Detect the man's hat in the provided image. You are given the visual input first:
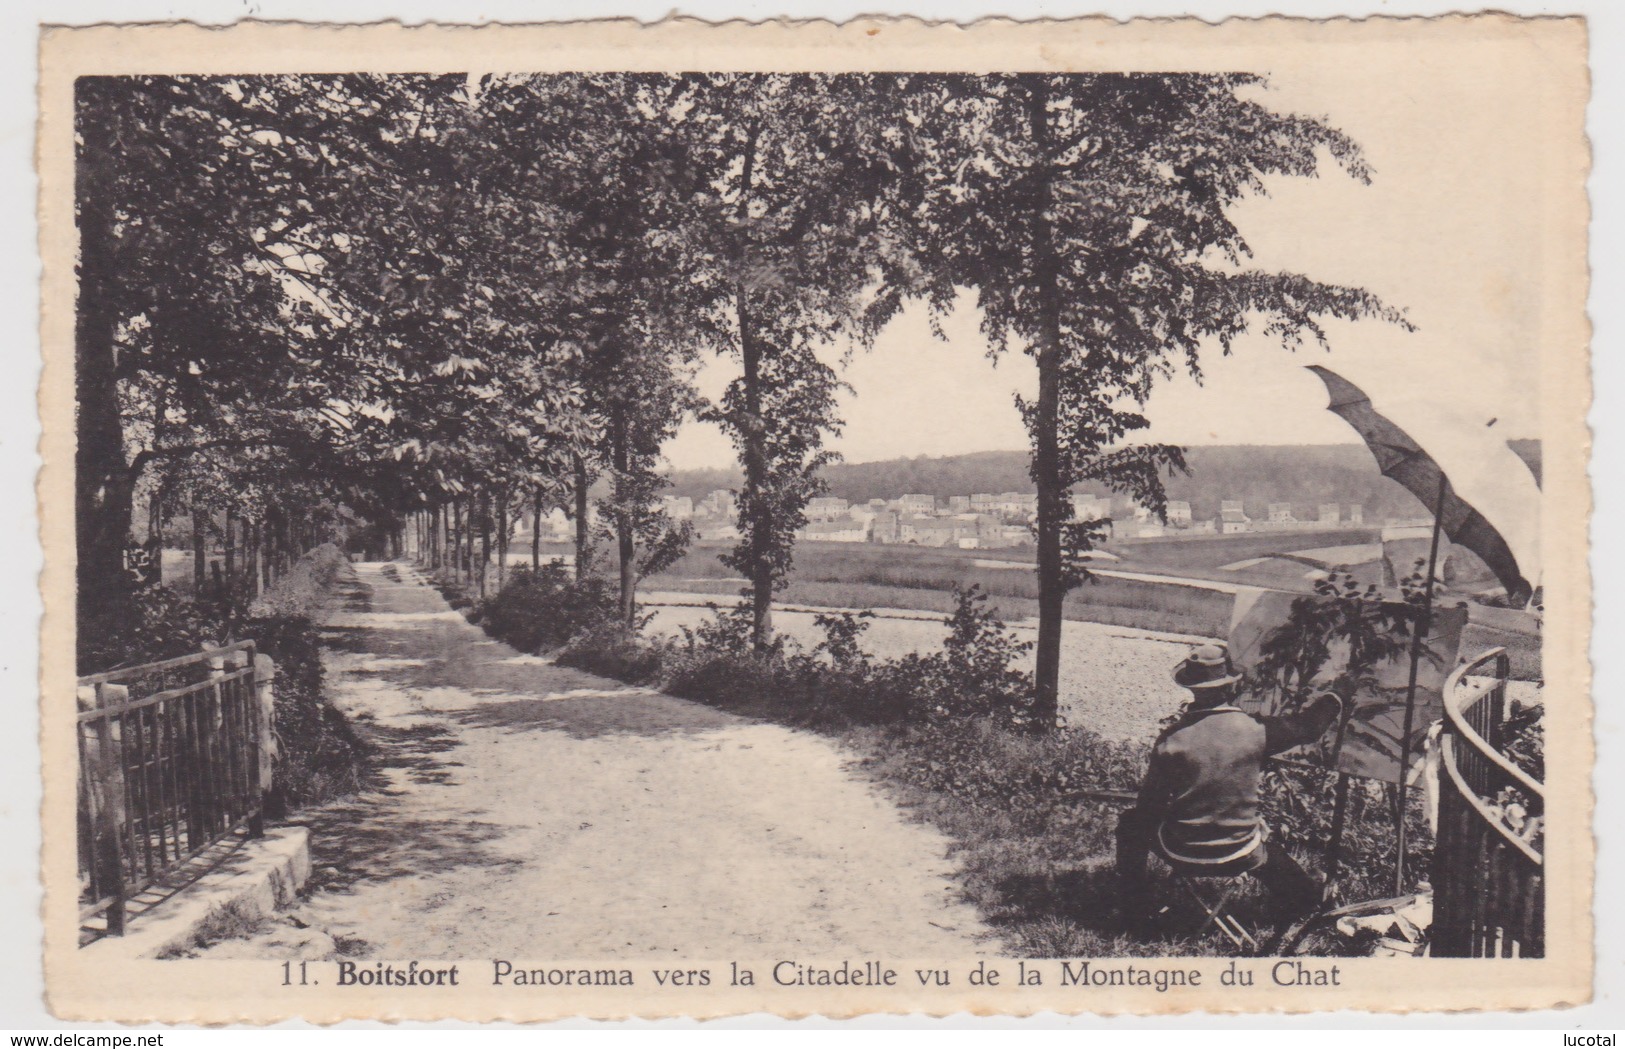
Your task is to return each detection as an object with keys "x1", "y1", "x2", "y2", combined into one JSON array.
[{"x1": 1173, "y1": 642, "x2": 1243, "y2": 690}]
